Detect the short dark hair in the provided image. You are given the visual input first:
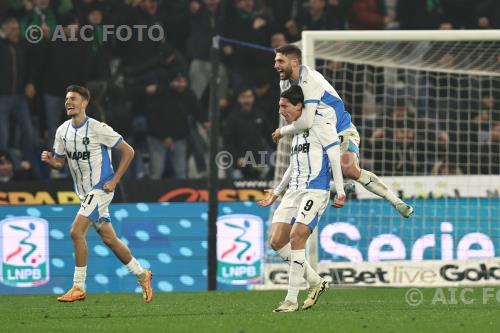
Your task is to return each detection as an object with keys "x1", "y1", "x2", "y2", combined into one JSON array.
[
  {"x1": 66, "y1": 85, "x2": 90, "y2": 101},
  {"x1": 1, "y1": 17, "x2": 18, "y2": 27},
  {"x1": 280, "y1": 85, "x2": 304, "y2": 106},
  {"x1": 275, "y1": 44, "x2": 302, "y2": 63}
]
